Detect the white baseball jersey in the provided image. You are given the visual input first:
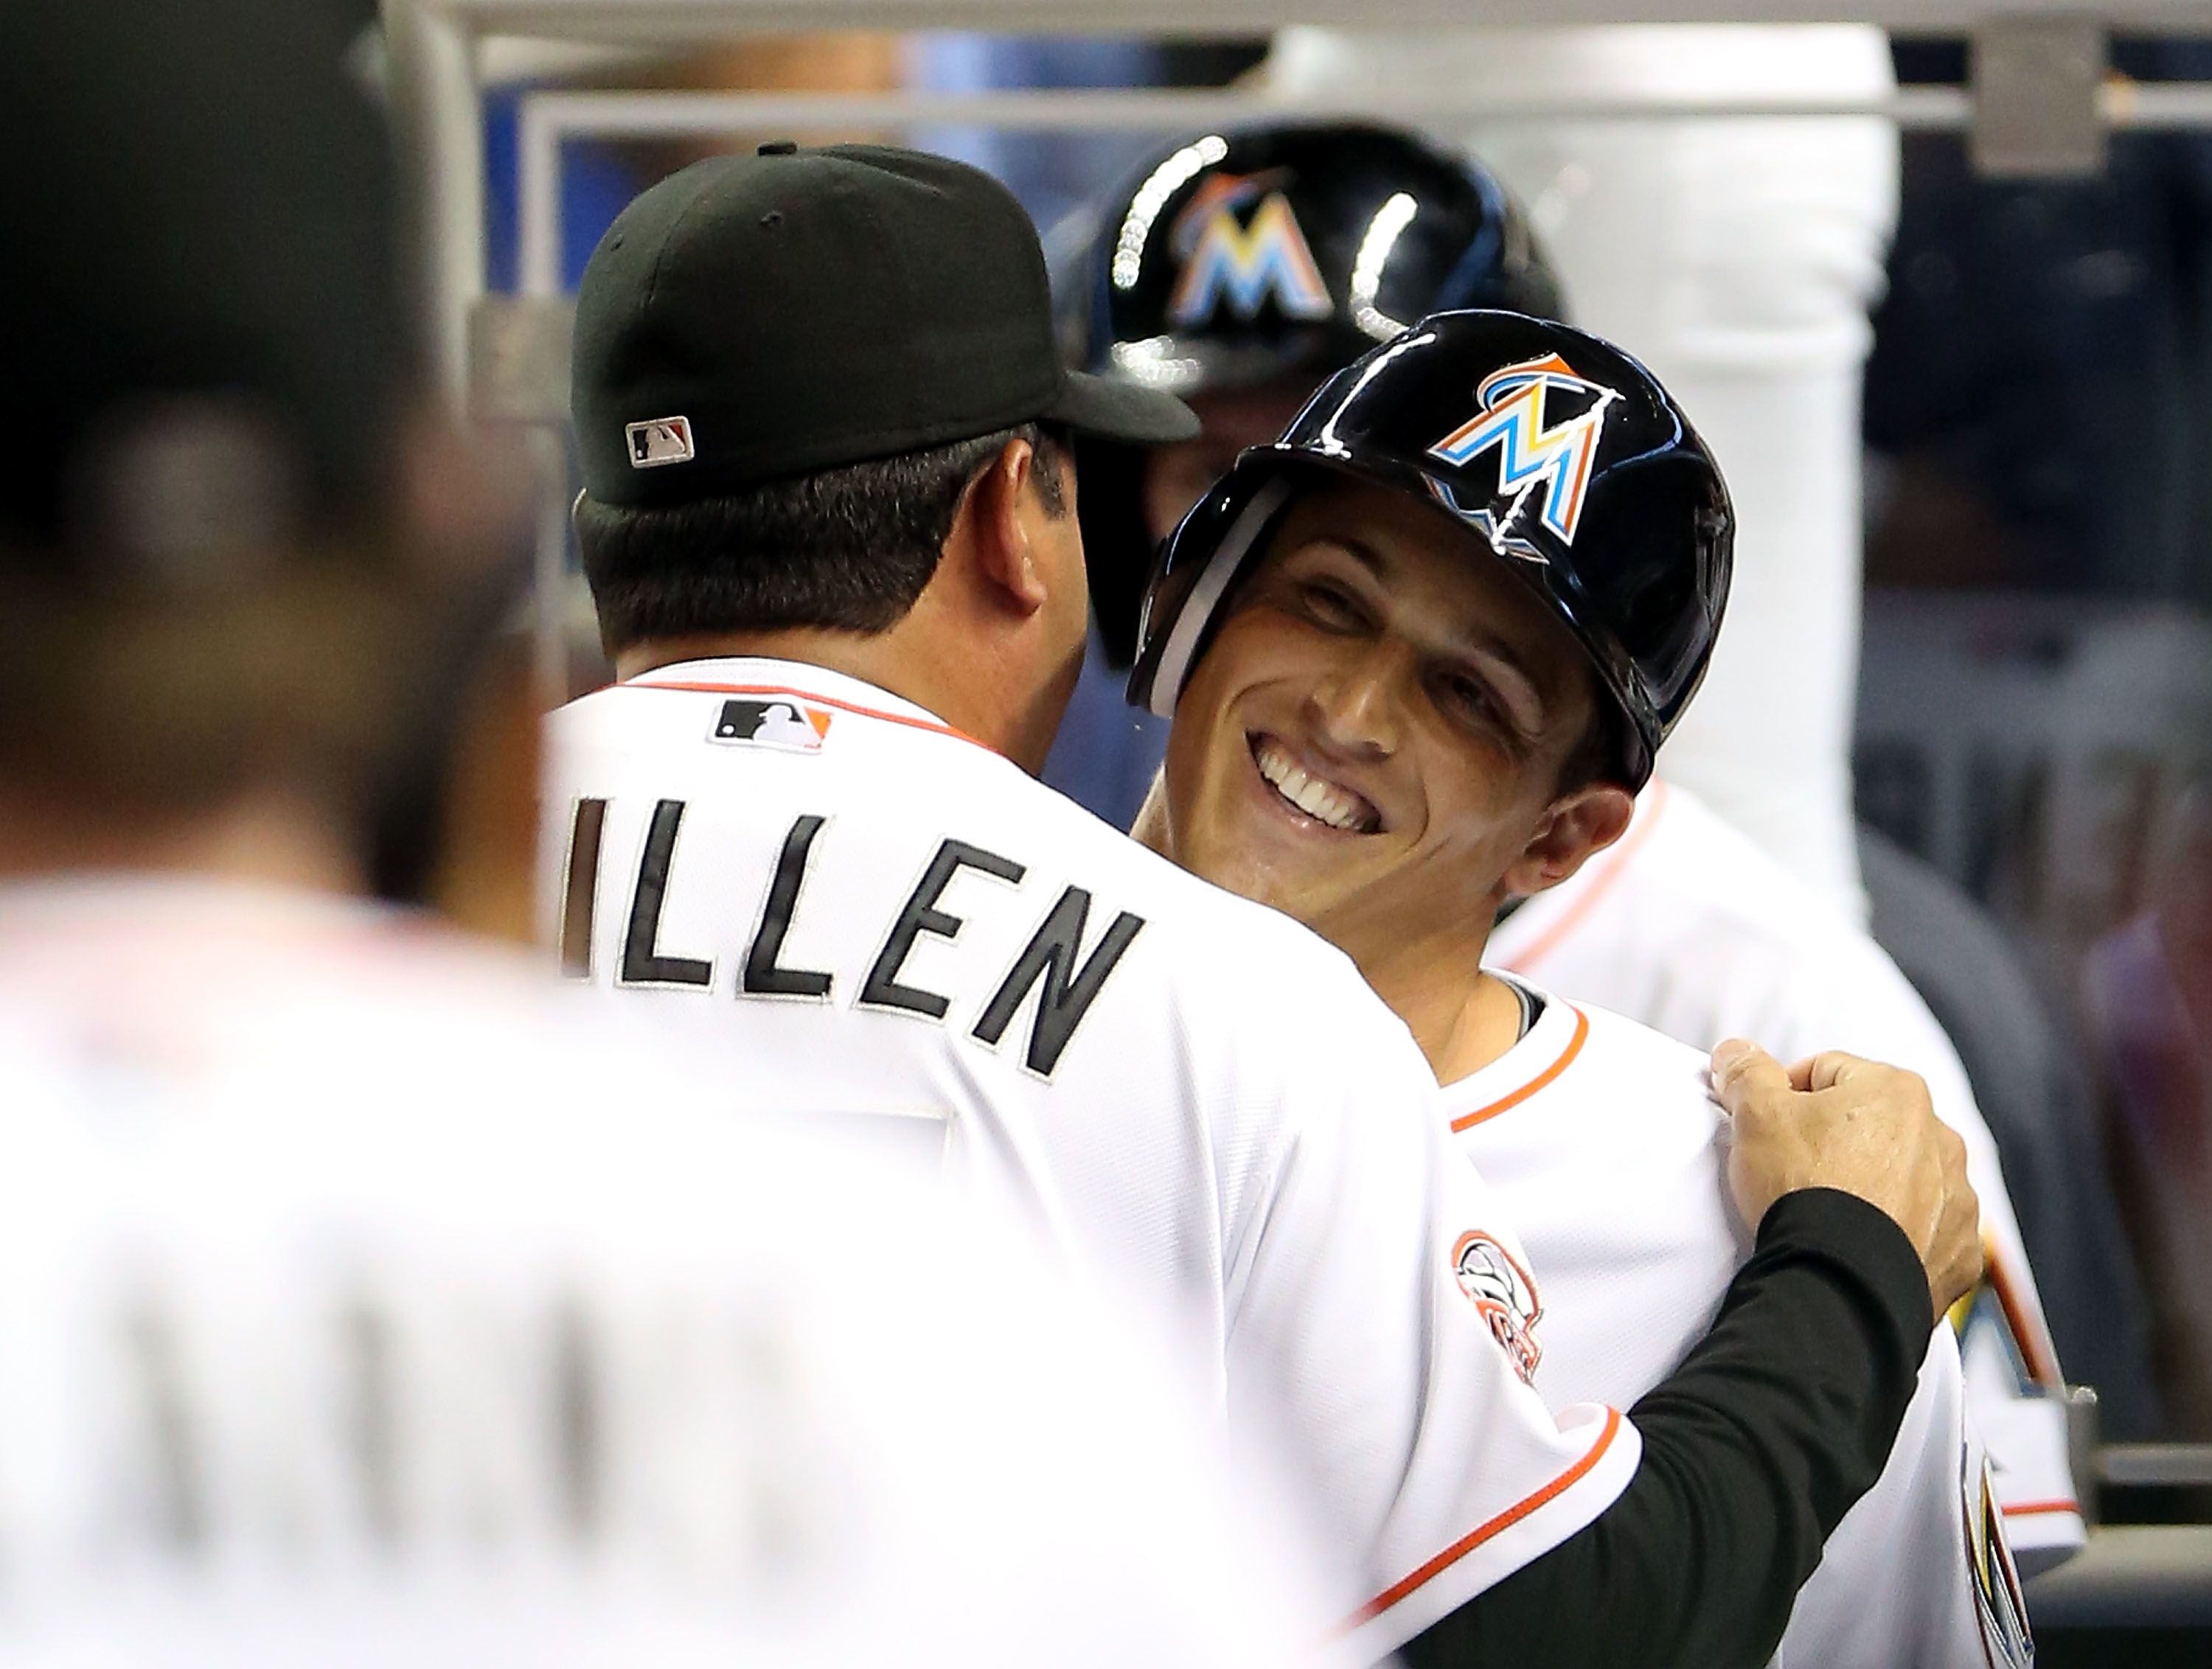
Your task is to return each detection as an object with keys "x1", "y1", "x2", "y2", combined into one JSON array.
[
  {"x1": 540, "y1": 656, "x2": 1641, "y2": 1655},
  {"x1": 0, "y1": 877, "x2": 1328, "y2": 1668},
  {"x1": 1447, "y1": 991, "x2": 2034, "y2": 1669},
  {"x1": 1487, "y1": 777, "x2": 2082, "y2": 1569}
]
